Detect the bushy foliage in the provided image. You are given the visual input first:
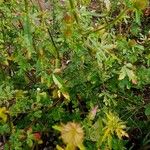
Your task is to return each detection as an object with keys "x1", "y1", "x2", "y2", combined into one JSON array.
[{"x1": 0, "y1": 0, "x2": 150, "y2": 149}]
